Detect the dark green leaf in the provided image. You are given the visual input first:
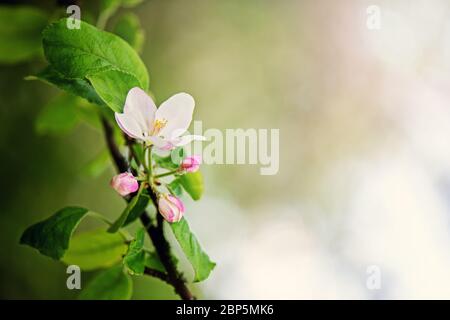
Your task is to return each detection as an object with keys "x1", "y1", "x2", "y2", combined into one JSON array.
[
  {"x1": 167, "y1": 178, "x2": 183, "y2": 197},
  {"x1": 170, "y1": 218, "x2": 215, "y2": 282},
  {"x1": 20, "y1": 207, "x2": 89, "y2": 260},
  {"x1": 78, "y1": 265, "x2": 132, "y2": 300},
  {"x1": 0, "y1": 6, "x2": 47, "y2": 63},
  {"x1": 123, "y1": 228, "x2": 165, "y2": 275},
  {"x1": 42, "y1": 18, "x2": 149, "y2": 90},
  {"x1": 87, "y1": 68, "x2": 142, "y2": 112},
  {"x1": 35, "y1": 93, "x2": 80, "y2": 135},
  {"x1": 123, "y1": 228, "x2": 146, "y2": 275},
  {"x1": 123, "y1": 193, "x2": 151, "y2": 226},
  {"x1": 62, "y1": 229, "x2": 127, "y2": 270},
  {"x1": 108, "y1": 183, "x2": 145, "y2": 232},
  {"x1": 26, "y1": 66, "x2": 105, "y2": 106},
  {"x1": 179, "y1": 171, "x2": 204, "y2": 201},
  {"x1": 113, "y1": 13, "x2": 144, "y2": 53}
]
